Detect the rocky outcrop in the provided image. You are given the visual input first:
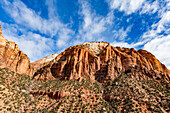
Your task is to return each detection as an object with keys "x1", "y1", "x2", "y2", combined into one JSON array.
[
  {"x1": 138, "y1": 49, "x2": 169, "y2": 74},
  {"x1": 0, "y1": 25, "x2": 59, "y2": 78},
  {"x1": 0, "y1": 25, "x2": 33, "y2": 75},
  {"x1": 0, "y1": 25, "x2": 169, "y2": 82},
  {"x1": 31, "y1": 53, "x2": 58, "y2": 80},
  {"x1": 31, "y1": 53, "x2": 58, "y2": 70},
  {"x1": 45, "y1": 42, "x2": 169, "y2": 82},
  {"x1": 30, "y1": 90, "x2": 70, "y2": 99}
]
